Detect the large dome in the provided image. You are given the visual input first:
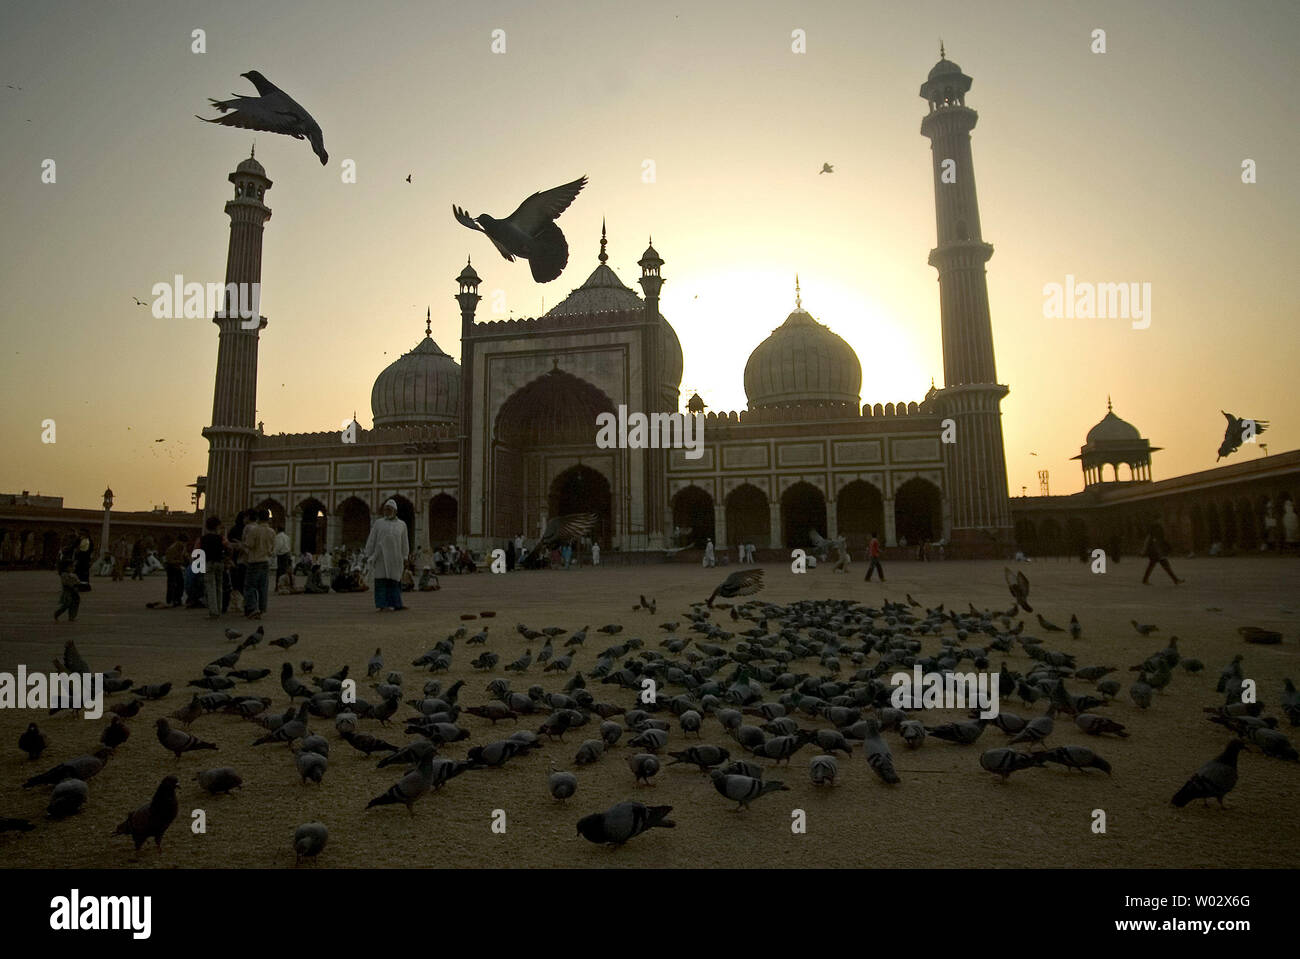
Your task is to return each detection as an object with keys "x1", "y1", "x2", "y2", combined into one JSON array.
[
  {"x1": 370, "y1": 334, "x2": 461, "y2": 428},
  {"x1": 744, "y1": 306, "x2": 862, "y2": 409}
]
